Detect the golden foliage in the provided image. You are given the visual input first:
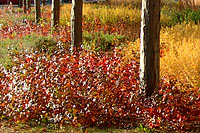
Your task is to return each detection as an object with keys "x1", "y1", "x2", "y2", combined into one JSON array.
[
  {"x1": 122, "y1": 22, "x2": 200, "y2": 87},
  {"x1": 60, "y1": 4, "x2": 71, "y2": 26},
  {"x1": 160, "y1": 22, "x2": 200, "y2": 87},
  {"x1": 59, "y1": 4, "x2": 141, "y2": 25}
]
